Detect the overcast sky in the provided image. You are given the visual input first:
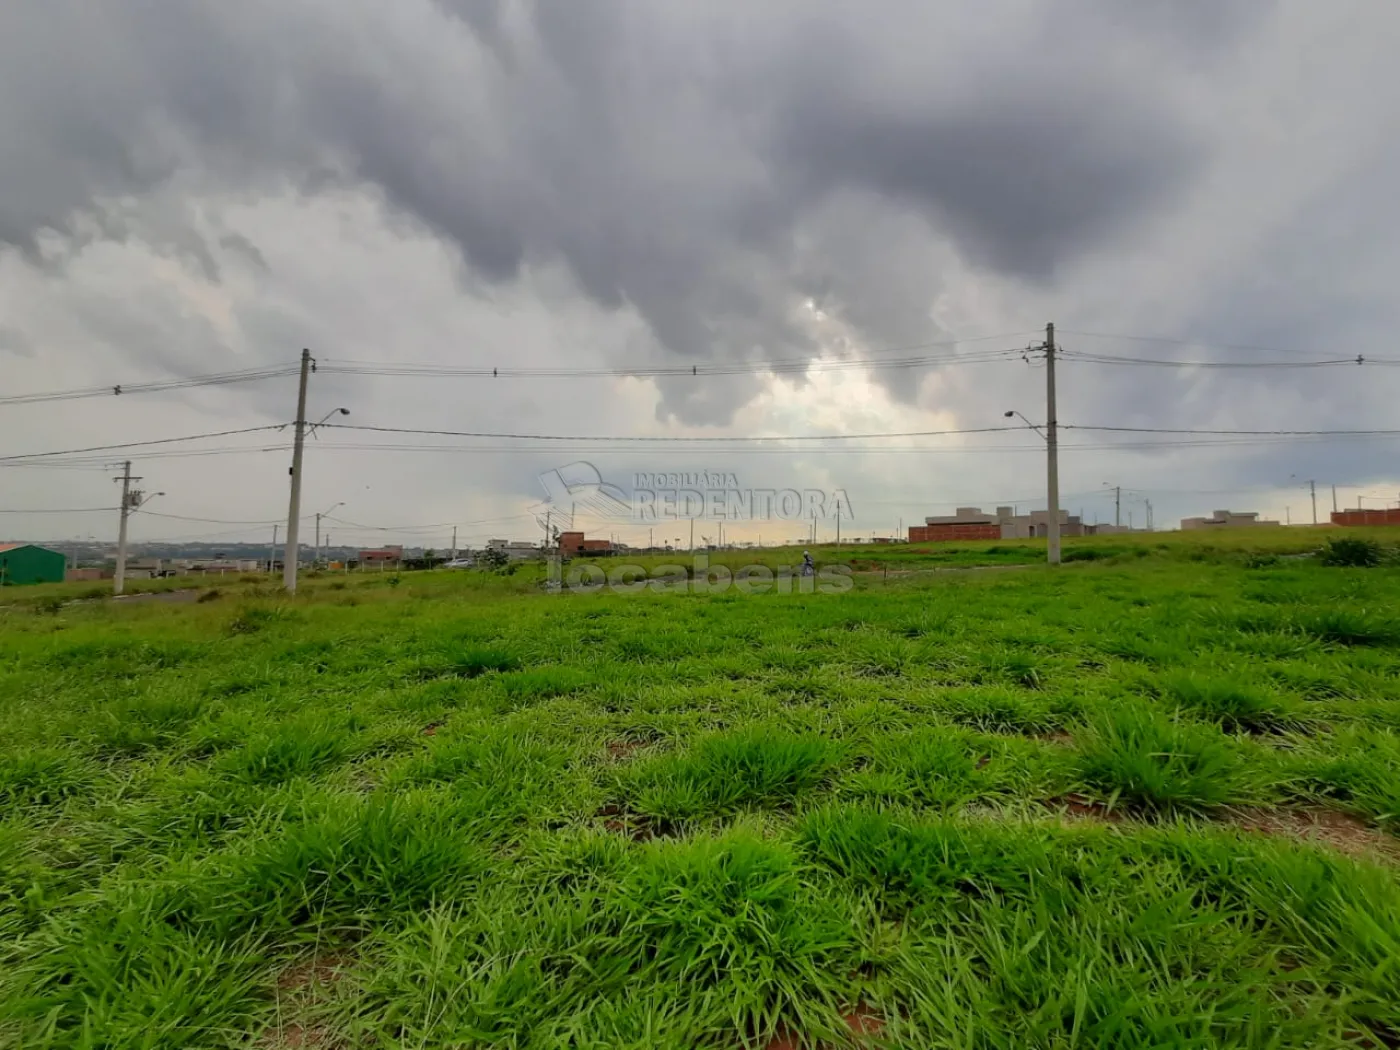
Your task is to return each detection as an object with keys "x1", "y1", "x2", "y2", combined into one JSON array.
[{"x1": 3, "y1": 0, "x2": 1400, "y2": 550}]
